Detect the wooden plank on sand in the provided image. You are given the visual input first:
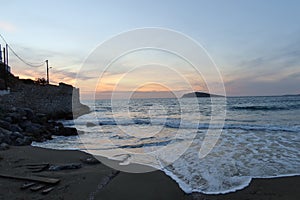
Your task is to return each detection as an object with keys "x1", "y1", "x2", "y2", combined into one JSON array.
[
  {"x1": 30, "y1": 184, "x2": 45, "y2": 191},
  {"x1": 21, "y1": 182, "x2": 36, "y2": 189},
  {"x1": 0, "y1": 173, "x2": 60, "y2": 184},
  {"x1": 42, "y1": 186, "x2": 55, "y2": 194}
]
